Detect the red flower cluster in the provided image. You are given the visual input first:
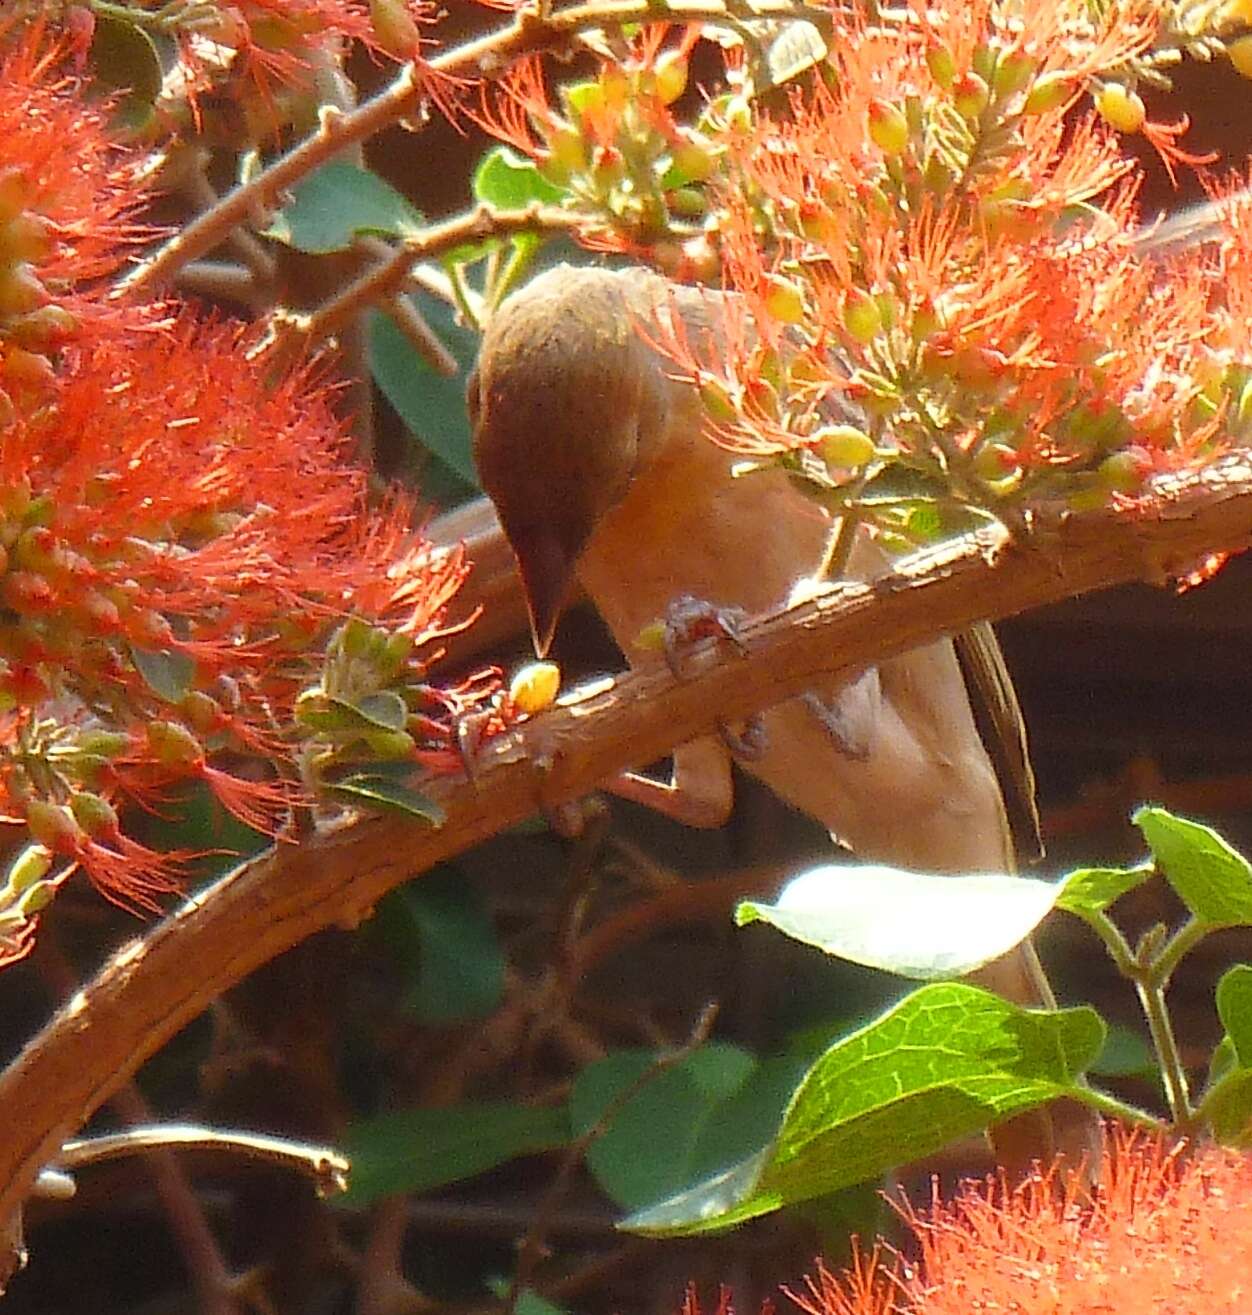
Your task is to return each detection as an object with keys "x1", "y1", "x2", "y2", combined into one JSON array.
[
  {"x1": 790, "y1": 1129, "x2": 1252, "y2": 1313},
  {"x1": 0, "y1": 30, "x2": 478, "y2": 960}
]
